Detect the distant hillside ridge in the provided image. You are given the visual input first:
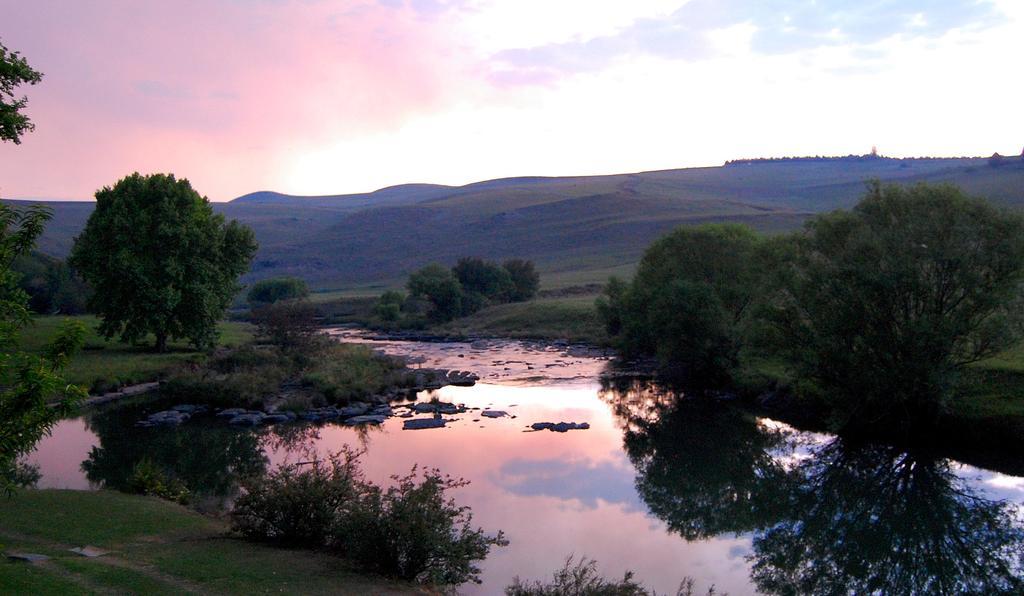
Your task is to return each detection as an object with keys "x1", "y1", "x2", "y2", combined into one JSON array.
[{"x1": 6, "y1": 156, "x2": 1024, "y2": 290}]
